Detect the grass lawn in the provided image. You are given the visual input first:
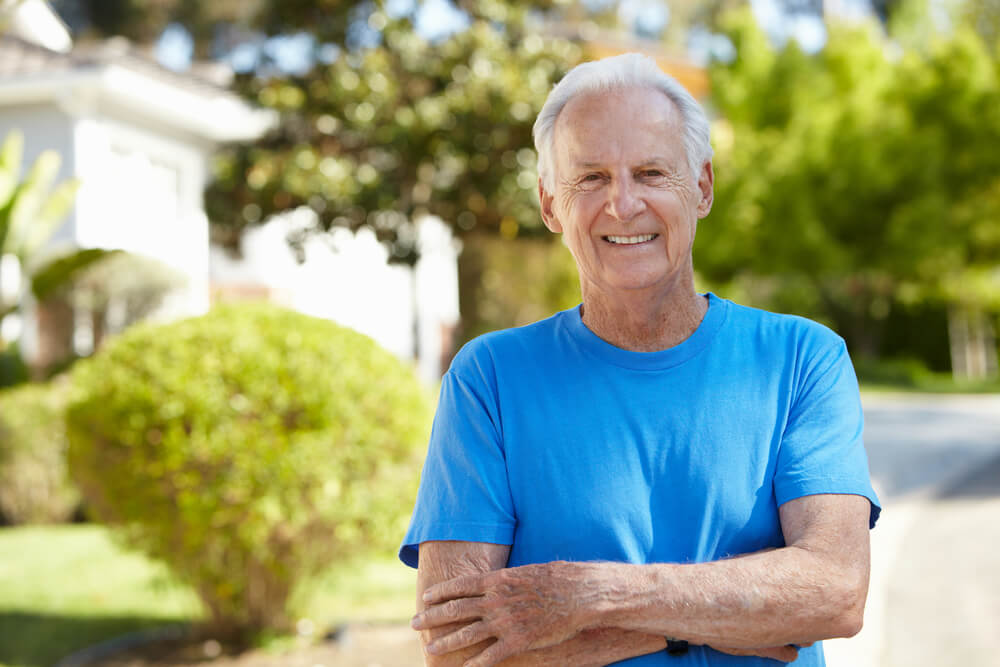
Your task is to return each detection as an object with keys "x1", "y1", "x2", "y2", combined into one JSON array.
[
  {"x1": 860, "y1": 381, "x2": 1000, "y2": 394},
  {"x1": 0, "y1": 524, "x2": 416, "y2": 667},
  {"x1": 855, "y1": 359, "x2": 1000, "y2": 395}
]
